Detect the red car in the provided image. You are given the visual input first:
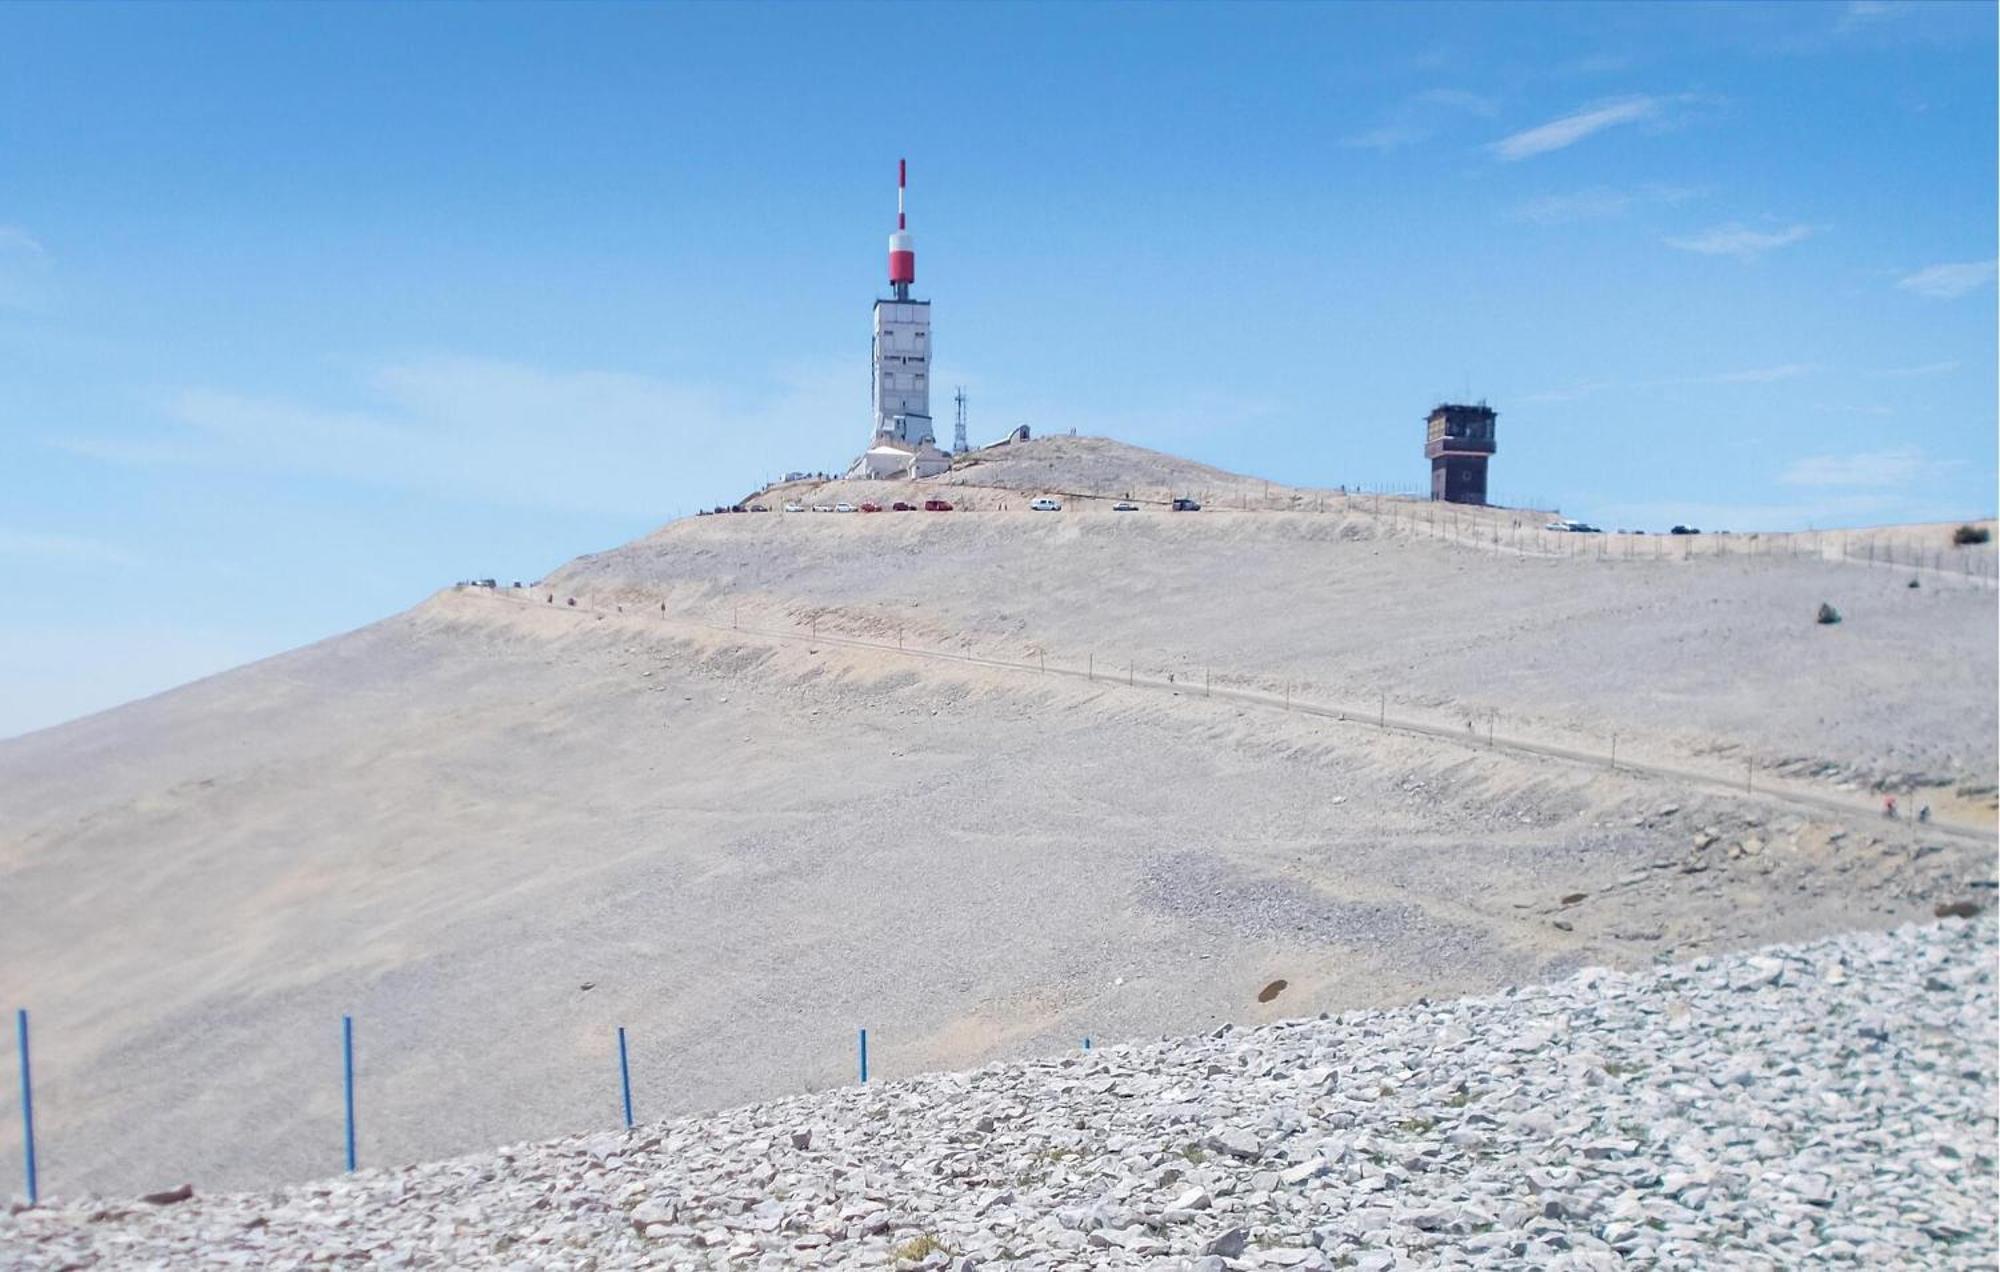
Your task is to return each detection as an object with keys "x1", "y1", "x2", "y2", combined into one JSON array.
[
  {"x1": 891, "y1": 501, "x2": 917, "y2": 512},
  {"x1": 859, "y1": 502, "x2": 883, "y2": 513},
  {"x1": 923, "y1": 499, "x2": 954, "y2": 512}
]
